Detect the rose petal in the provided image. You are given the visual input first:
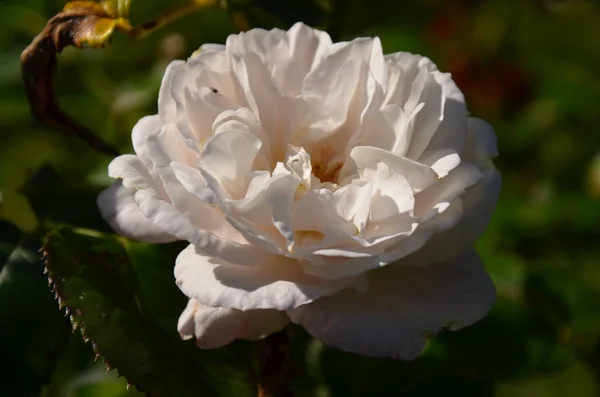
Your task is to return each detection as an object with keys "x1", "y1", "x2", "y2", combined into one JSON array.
[
  {"x1": 418, "y1": 149, "x2": 461, "y2": 178},
  {"x1": 339, "y1": 146, "x2": 438, "y2": 192},
  {"x1": 134, "y1": 187, "x2": 279, "y2": 266},
  {"x1": 463, "y1": 117, "x2": 499, "y2": 164},
  {"x1": 425, "y1": 72, "x2": 468, "y2": 156},
  {"x1": 131, "y1": 115, "x2": 163, "y2": 171},
  {"x1": 383, "y1": 53, "x2": 468, "y2": 158},
  {"x1": 400, "y1": 167, "x2": 501, "y2": 267},
  {"x1": 292, "y1": 188, "x2": 355, "y2": 236},
  {"x1": 142, "y1": 124, "x2": 249, "y2": 245},
  {"x1": 403, "y1": 69, "x2": 444, "y2": 160},
  {"x1": 97, "y1": 180, "x2": 176, "y2": 243},
  {"x1": 272, "y1": 22, "x2": 333, "y2": 95},
  {"x1": 199, "y1": 129, "x2": 263, "y2": 199},
  {"x1": 299, "y1": 197, "x2": 463, "y2": 280},
  {"x1": 158, "y1": 60, "x2": 186, "y2": 123},
  {"x1": 398, "y1": 116, "x2": 501, "y2": 266},
  {"x1": 304, "y1": 36, "x2": 385, "y2": 95},
  {"x1": 231, "y1": 52, "x2": 291, "y2": 161},
  {"x1": 177, "y1": 298, "x2": 289, "y2": 348},
  {"x1": 226, "y1": 26, "x2": 287, "y2": 61},
  {"x1": 228, "y1": 172, "x2": 300, "y2": 250},
  {"x1": 383, "y1": 52, "x2": 426, "y2": 107},
  {"x1": 174, "y1": 244, "x2": 368, "y2": 311},
  {"x1": 288, "y1": 248, "x2": 496, "y2": 359},
  {"x1": 414, "y1": 162, "x2": 482, "y2": 222}
]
